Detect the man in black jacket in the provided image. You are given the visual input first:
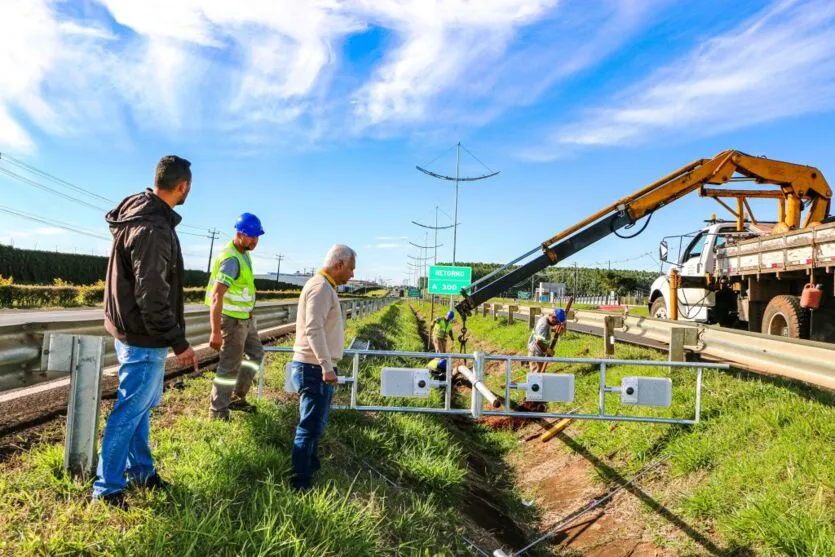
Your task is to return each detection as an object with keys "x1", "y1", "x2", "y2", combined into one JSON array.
[{"x1": 93, "y1": 155, "x2": 199, "y2": 508}]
